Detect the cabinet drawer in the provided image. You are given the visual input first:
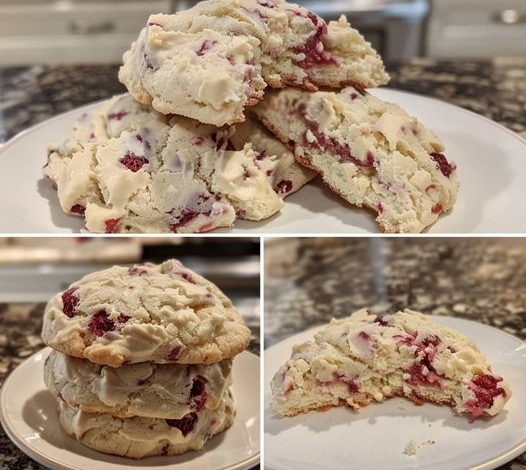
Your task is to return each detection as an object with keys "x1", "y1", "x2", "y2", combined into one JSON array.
[
  {"x1": 0, "y1": 1, "x2": 170, "y2": 38},
  {"x1": 427, "y1": 0, "x2": 526, "y2": 57}
]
